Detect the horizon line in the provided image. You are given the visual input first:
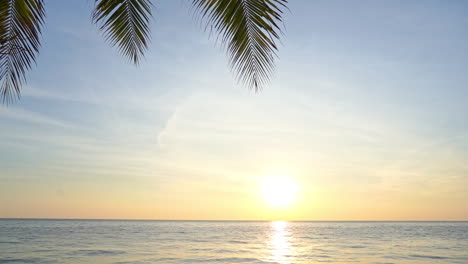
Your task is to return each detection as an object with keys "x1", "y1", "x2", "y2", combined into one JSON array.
[{"x1": 1, "y1": 218, "x2": 467, "y2": 222}]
